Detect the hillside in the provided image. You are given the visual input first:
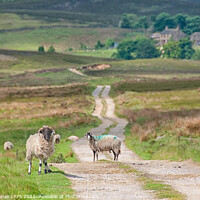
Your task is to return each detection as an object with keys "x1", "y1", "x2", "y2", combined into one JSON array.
[{"x1": 0, "y1": 0, "x2": 200, "y2": 26}]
